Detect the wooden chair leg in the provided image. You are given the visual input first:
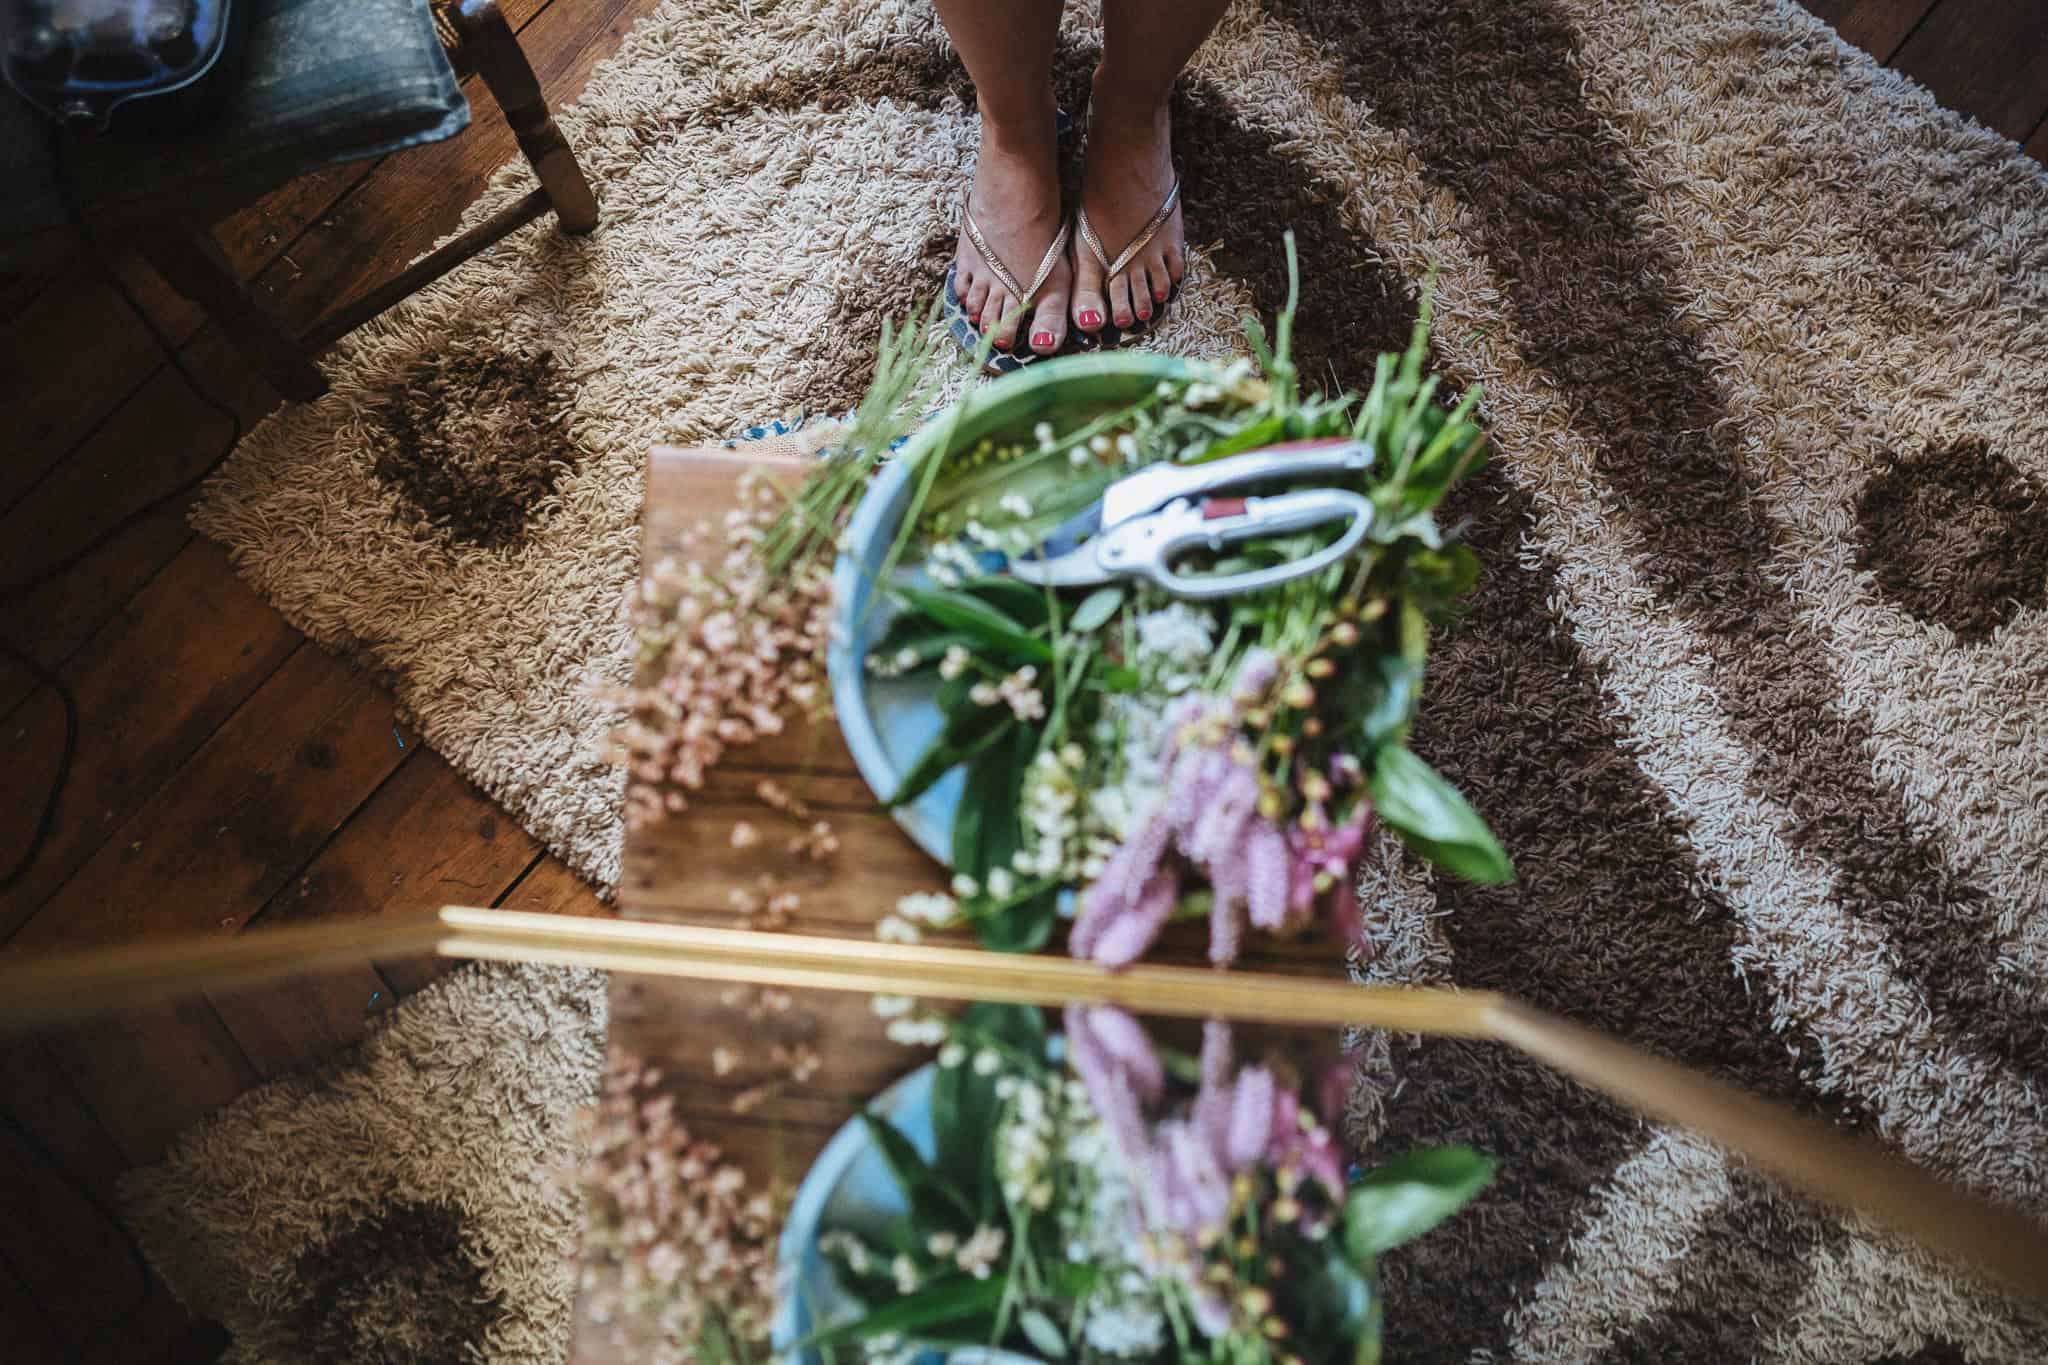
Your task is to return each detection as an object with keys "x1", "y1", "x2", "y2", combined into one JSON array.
[
  {"x1": 134, "y1": 222, "x2": 328, "y2": 402},
  {"x1": 457, "y1": 0, "x2": 599, "y2": 236}
]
